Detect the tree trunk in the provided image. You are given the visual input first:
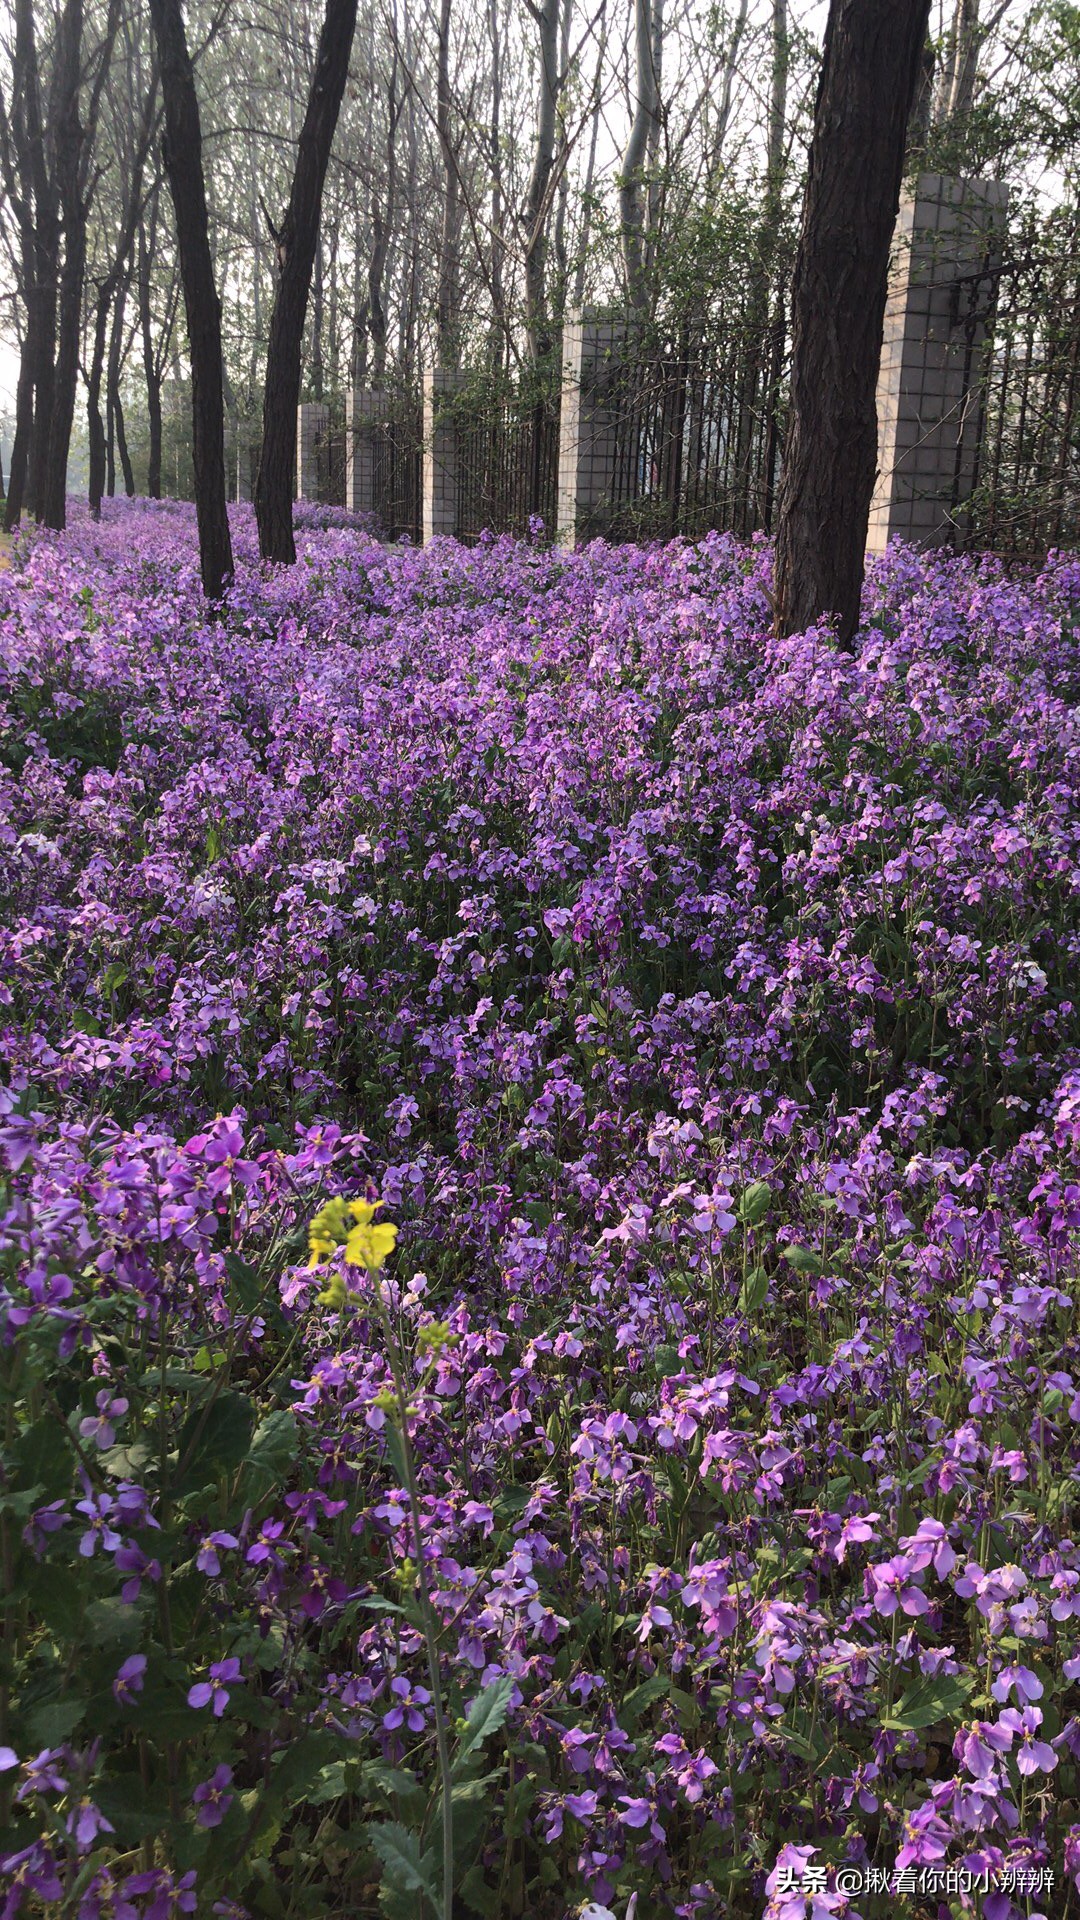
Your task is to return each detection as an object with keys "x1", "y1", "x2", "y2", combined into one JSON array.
[
  {"x1": 522, "y1": 0, "x2": 560, "y2": 362},
  {"x1": 435, "y1": 0, "x2": 460, "y2": 365},
  {"x1": 148, "y1": 0, "x2": 234, "y2": 596},
  {"x1": 255, "y1": 0, "x2": 357, "y2": 564},
  {"x1": 620, "y1": 0, "x2": 658, "y2": 317},
  {"x1": 773, "y1": 0, "x2": 931, "y2": 650},
  {"x1": 138, "y1": 215, "x2": 164, "y2": 498},
  {"x1": 571, "y1": 0, "x2": 607, "y2": 312},
  {"x1": 87, "y1": 281, "x2": 112, "y2": 519},
  {"x1": 4, "y1": 349, "x2": 34, "y2": 531}
]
